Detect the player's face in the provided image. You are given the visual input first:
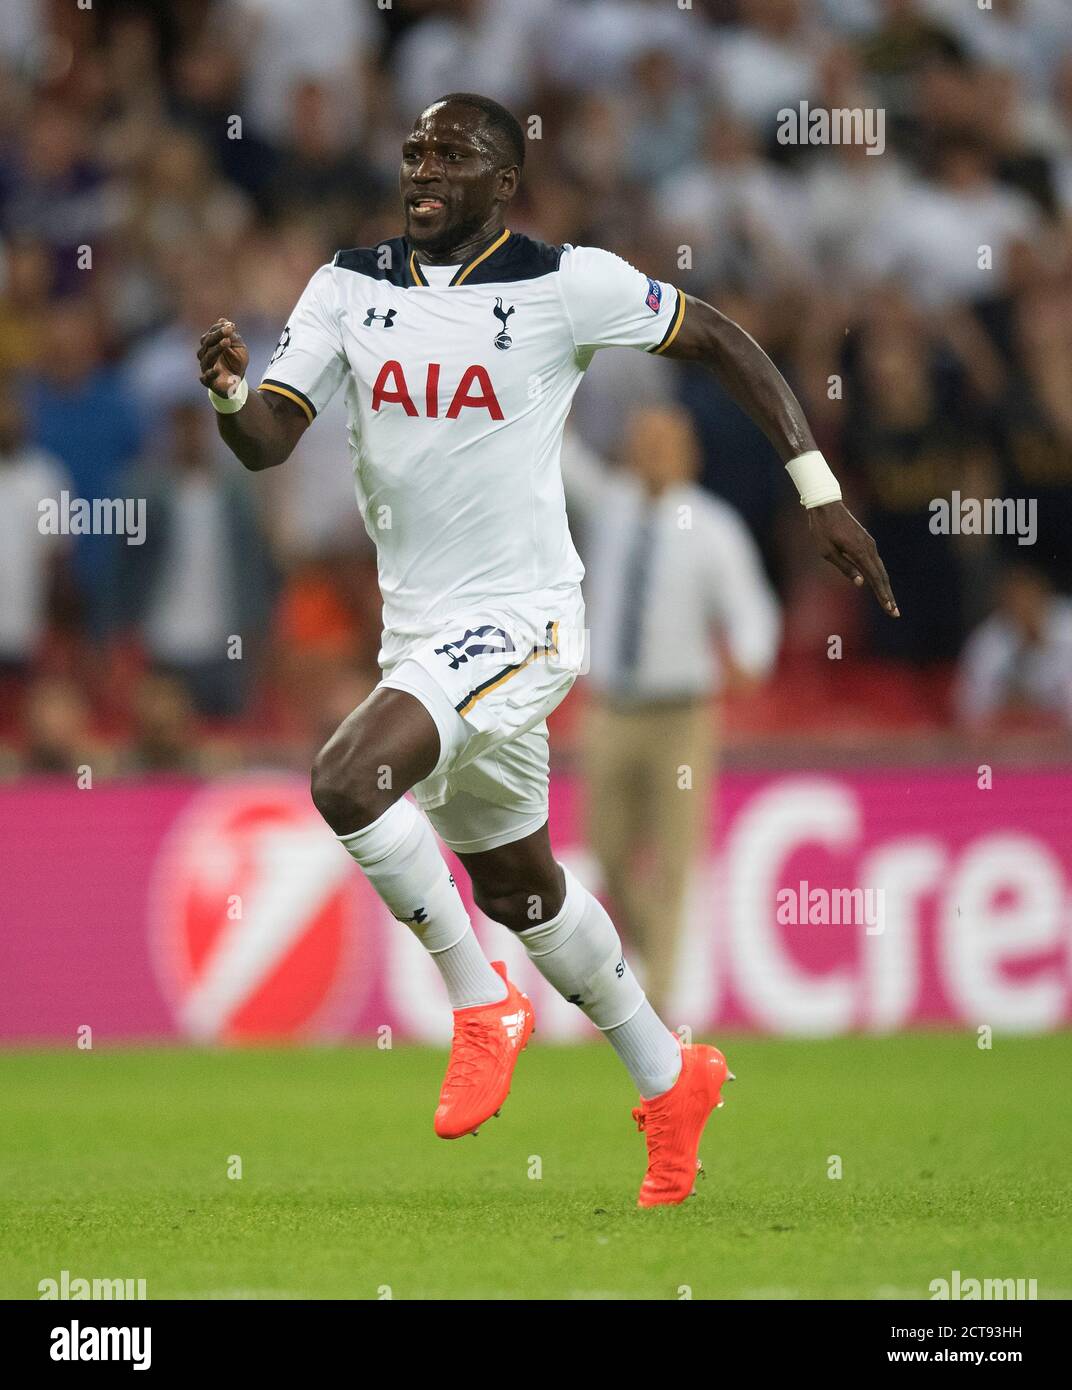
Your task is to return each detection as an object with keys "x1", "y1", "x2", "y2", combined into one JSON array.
[{"x1": 401, "y1": 106, "x2": 513, "y2": 255}]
